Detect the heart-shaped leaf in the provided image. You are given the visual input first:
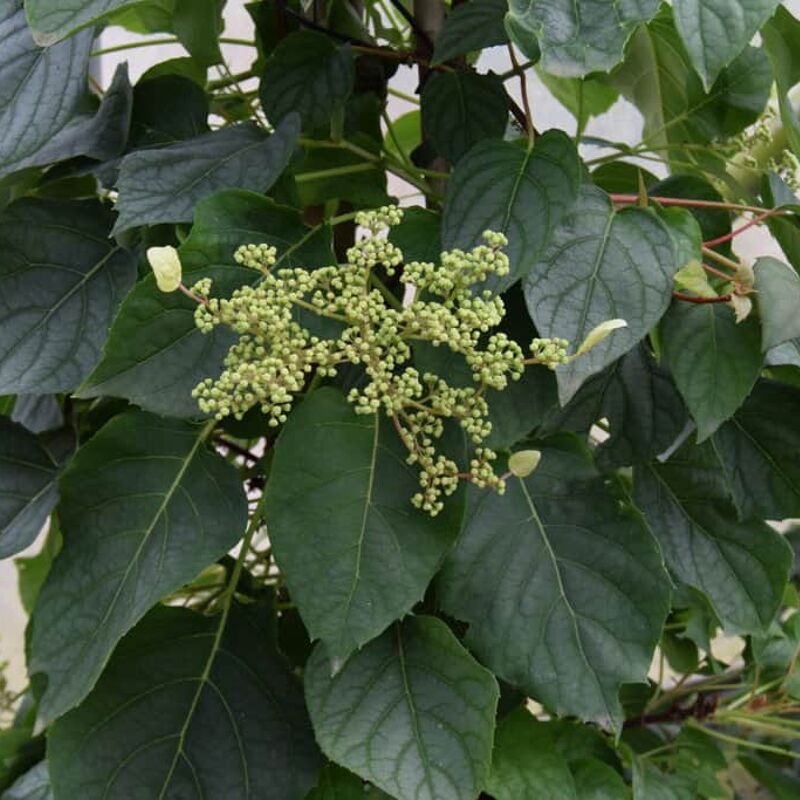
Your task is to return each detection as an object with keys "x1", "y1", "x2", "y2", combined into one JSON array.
[
  {"x1": 266, "y1": 388, "x2": 465, "y2": 663},
  {"x1": 442, "y1": 132, "x2": 582, "y2": 292},
  {"x1": 0, "y1": 199, "x2": 136, "y2": 394},
  {"x1": 48, "y1": 603, "x2": 321, "y2": 800},
  {"x1": 28, "y1": 411, "x2": 248, "y2": 725},
  {"x1": 673, "y1": 0, "x2": 781, "y2": 89},
  {"x1": 524, "y1": 185, "x2": 675, "y2": 403},
  {"x1": 506, "y1": 0, "x2": 660, "y2": 77},
  {"x1": 305, "y1": 616, "x2": 498, "y2": 800},
  {"x1": 113, "y1": 116, "x2": 300, "y2": 233},
  {"x1": 439, "y1": 440, "x2": 670, "y2": 730},
  {"x1": 634, "y1": 438, "x2": 792, "y2": 634}
]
